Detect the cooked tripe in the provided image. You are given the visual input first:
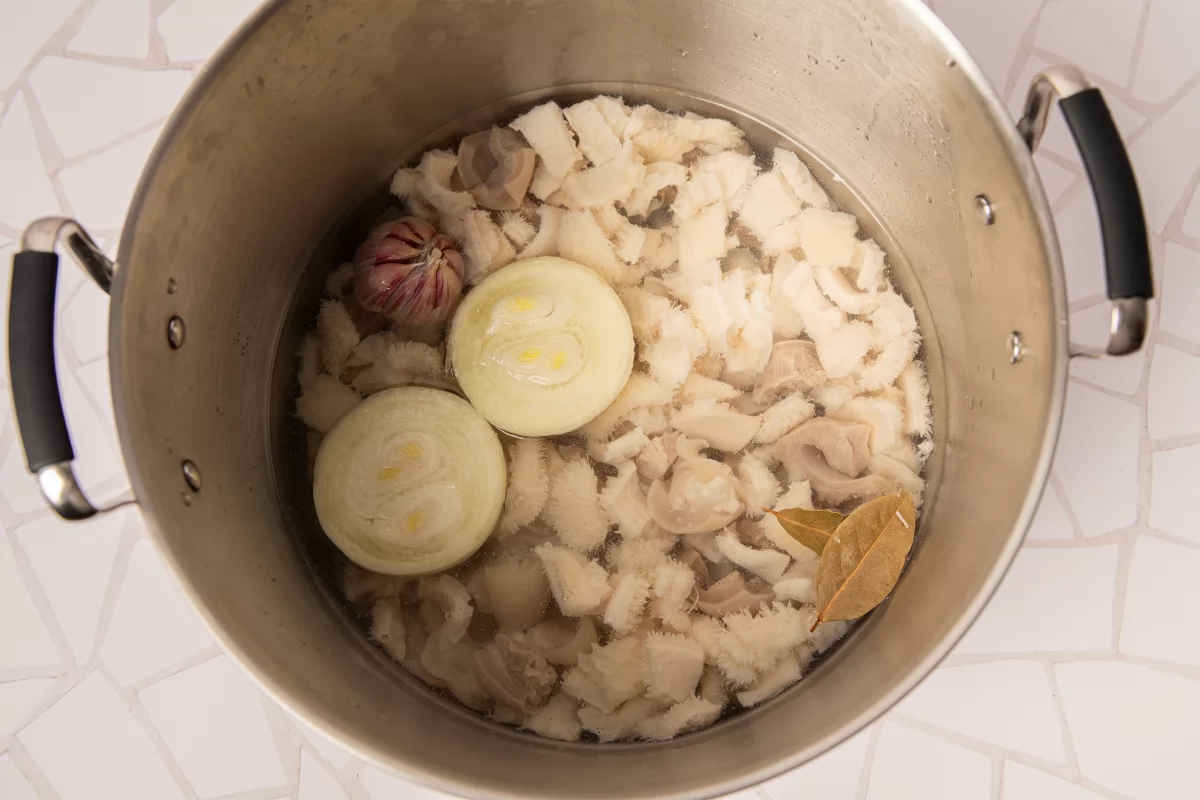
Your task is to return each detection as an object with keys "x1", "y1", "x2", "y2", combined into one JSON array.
[{"x1": 296, "y1": 94, "x2": 933, "y2": 743}]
